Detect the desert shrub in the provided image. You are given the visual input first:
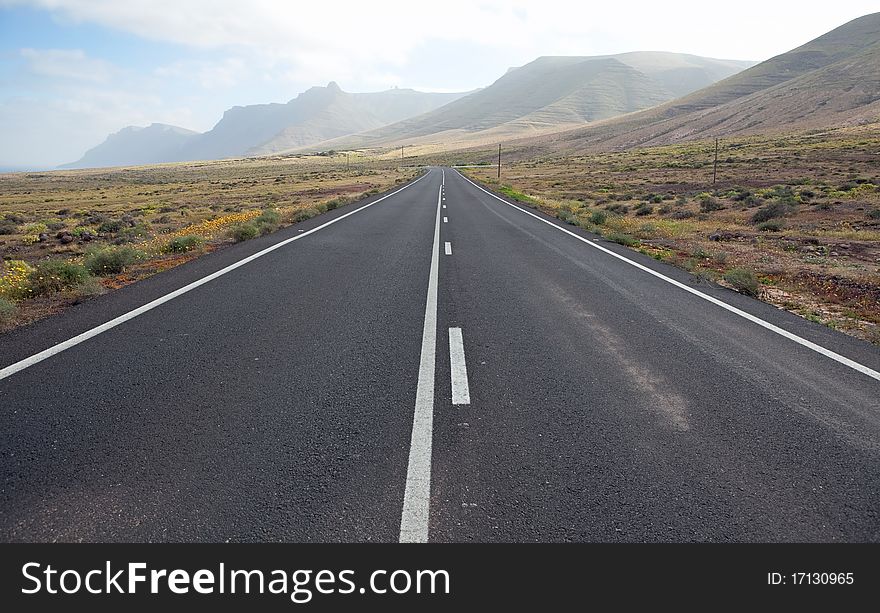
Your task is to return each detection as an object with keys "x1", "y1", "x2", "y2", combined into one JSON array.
[
  {"x1": 699, "y1": 197, "x2": 724, "y2": 212},
  {"x1": 0, "y1": 219, "x2": 19, "y2": 234},
  {"x1": 589, "y1": 210, "x2": 607, "y2": 225},
  {"x1": 606, "y1": 232, "x2": 639, "y2": 247},
  {"x1": 730, "y1": 187, "x2": 752, "y2": 201},
  {"x1": 97, "y1": 219, "x2": 124, "y2": 233},
  {"x1": 0, "y1": 297, "x2": 16, "y2": 325},
  {"x1": 28, "y1": 259, "x2": 91, "y2": 296},
  {"x1": 635, "y1": 205, "x2": 653, "y2": 216},
  {"x1": 291, "y1": 207, "x2": 320, "y2": 223},
  {"x1": 251, "y1": 209, "x2": 281, "y2": 235},
  {"x1": 117, "y1": 224, "x2": 150, "y2": 243},
  {"x1": 751, "y1": 201, "x2": 788, "y2": 223},
  {"x1": 605, "y1": 203, "x2": 629, "y2": 214},
  {"x1": 758, "y1": 220, "x2": 783, "y2": 232},
  {"x1": 324, "y1": 196, "x2": 351, "y2": 211},
  {"x1": 557, "y1": 210, "x2": 579, "y2": 225},
  {"x1": 723, "y1": 268, "x2": 760, "y2": 297},
  {"x1": 228, "y1": 223, "x2": 260, "y2": 243},
  {"x1": 23, "y1": 222, "x2": 48, "y2": 235},
  {"x1": 73, "y1": 276, "x2": 106, "y2": 299},
  {"x1": 757, "y1": 185, "x2": 800, "y2": 205},
  {"x1": 866, "y1": 208, "x2": 880, "y2": 220},
  {"x1": 84, "y1": 246, "x2": 145, "y2": 275},
  {"x1": 669, "y1": 210, "x2": 695, "y2": 220},
  {"x1": 645, "y1": 193, "x2": 663, "y2": 204},
  {"x1": 164, "y1": 235, "x2": 205, "y2": 253}
]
